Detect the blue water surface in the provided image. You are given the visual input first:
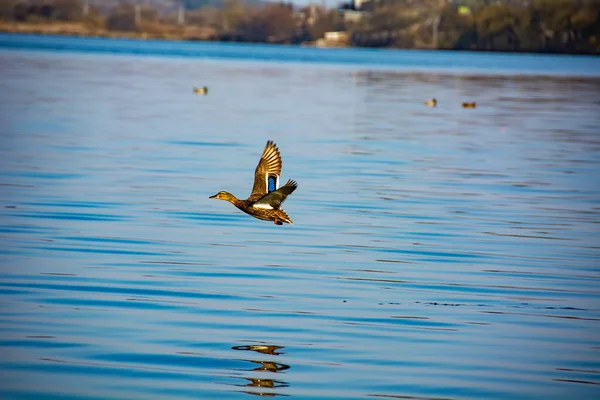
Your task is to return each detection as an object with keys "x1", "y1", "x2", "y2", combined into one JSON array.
[
  {"x1": 0, "y1": 34, "x2": 599, "y2": 400},
  {"x1": 1, "y1": 32, "x2": 600, "y2": 76}
]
